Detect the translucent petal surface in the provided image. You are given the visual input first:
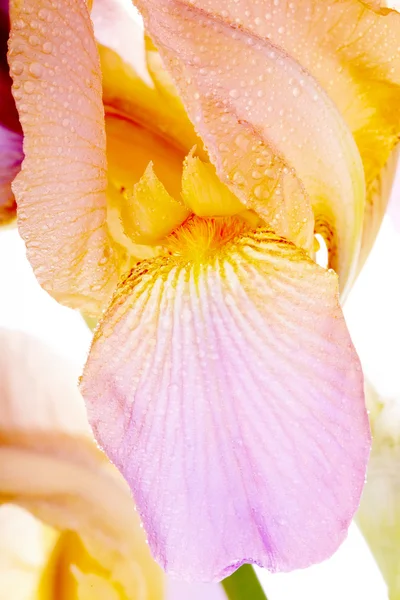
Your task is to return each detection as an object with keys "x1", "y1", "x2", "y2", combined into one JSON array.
[
  {"x1": 0, "y1": 505, "x2": 56, "y2": 600},
  {"x1": 181, "y1": 152, "x2": 245, "y2": 217},
  {"x1": 134, "y1": 0, "x2": 365, "y2": 296},
  {"x1": 357, "y1": 382, "x2": 400, "y2": 600},
  {"x1": 94, "y1": 0, "x2": 200, "y2": 157},
  {"x1": 0, "y1": 329, "x2": 164, "y2": 600},
  {"x1": 8, "y1": 0, "x2": 117, "y2": 314},
  {"x1": 357, "y1": 148, "x2": 399, "y2": 274},
  {"x1": 81, "y1": 219, "x2": 370, "y2": 581}
]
